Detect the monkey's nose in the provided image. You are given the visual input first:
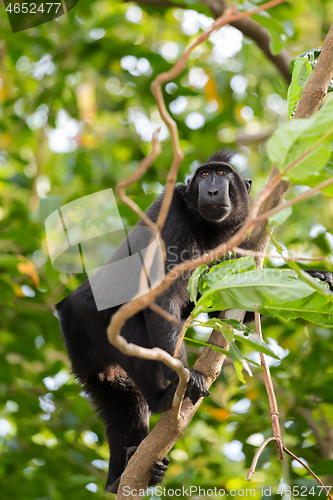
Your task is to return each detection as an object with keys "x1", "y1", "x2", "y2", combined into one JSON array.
[{"x1": 208, "y1": 187, "x2": 218, "y2": 195}]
